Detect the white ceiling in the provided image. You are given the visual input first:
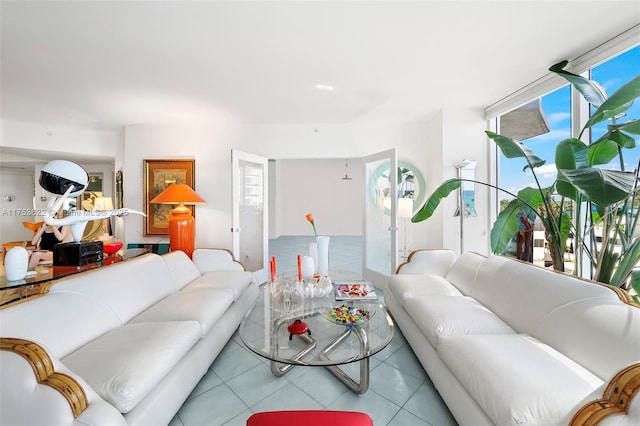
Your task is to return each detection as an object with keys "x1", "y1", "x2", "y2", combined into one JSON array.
[{"x1": 1, "y1": 1, "x2": 639, "y2": 130}]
